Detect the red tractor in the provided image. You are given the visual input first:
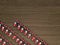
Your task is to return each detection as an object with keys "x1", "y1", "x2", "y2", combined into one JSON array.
[
  {"x1": 15, "y1": 37, "x2": 20, "y2": 43},
  {"x1": 12, "y1": 35, "x2": 17, "y2": 40},
  {"x1": 8, "y1": 32, "x2": 12, "y2": 37},
  {"x1": 17, "y1": 24, "x2": 21, "y2": 30},
  {"x1": 13, "y1": 22, "x2": 20, "y2": 27},
  {"x1": 38, "y1": 41, "x2": 45, "y2": 45},
  {"x1": 1, "y1": 26, "x2": 5, "y2": 32},
  {"x1": 20, "y1": 26, "x2": 25, "y2": 33},
  {"x1": 5, "y1": 29, "x2": 9, "y2": 34},
  {"x1": 24, "y1": 30, "x2": 28, "y2": 35},
  {"x1": 0, "y1": 34, "x2": 12, "y2": 45},
  {"x1": 2, "y1": 41, "x2": 6, "y2": 45},
  {"x1": 18, "y1": 40, "x2": 23, "y2": 45},
  {"x1": 0, "y1": 38, "x2": 2, "y2": 43}
]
